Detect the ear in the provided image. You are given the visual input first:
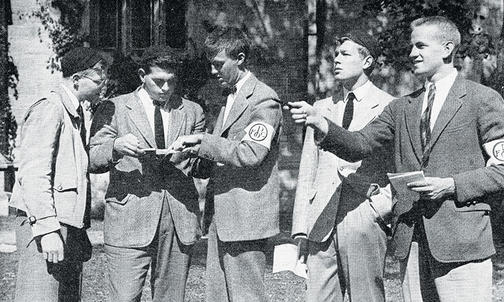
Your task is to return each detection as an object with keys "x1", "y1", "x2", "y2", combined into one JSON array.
[
  {"x1": 72, "y1": 74, "x2": 81, "y2": 89},
  {"x1": 442, "y1": 41, "x2": 455, "y2": 59},
  {"x1": 236, "y1": 52, "x2": 246, "y2": 66},
  {"x1": 138, "y1": 68, "x2": 147, "y2": 83},
  {"x1": 362, "y1": 55, "x2": 374, "y2": 70}
]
